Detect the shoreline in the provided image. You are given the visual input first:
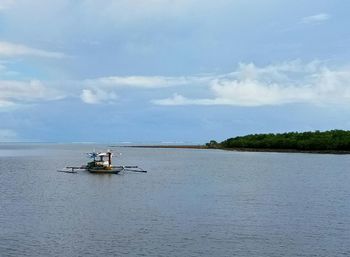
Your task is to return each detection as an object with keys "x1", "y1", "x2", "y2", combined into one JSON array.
[{"x1": 120, "y1": 145, "x2": 350, "y2": 154}]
